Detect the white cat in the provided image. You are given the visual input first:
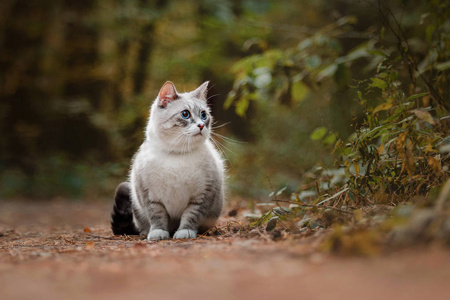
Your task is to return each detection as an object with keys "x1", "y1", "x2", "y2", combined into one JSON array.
[{"x1": 111, "y1": 81, "x2": 225, "y2": 240}]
